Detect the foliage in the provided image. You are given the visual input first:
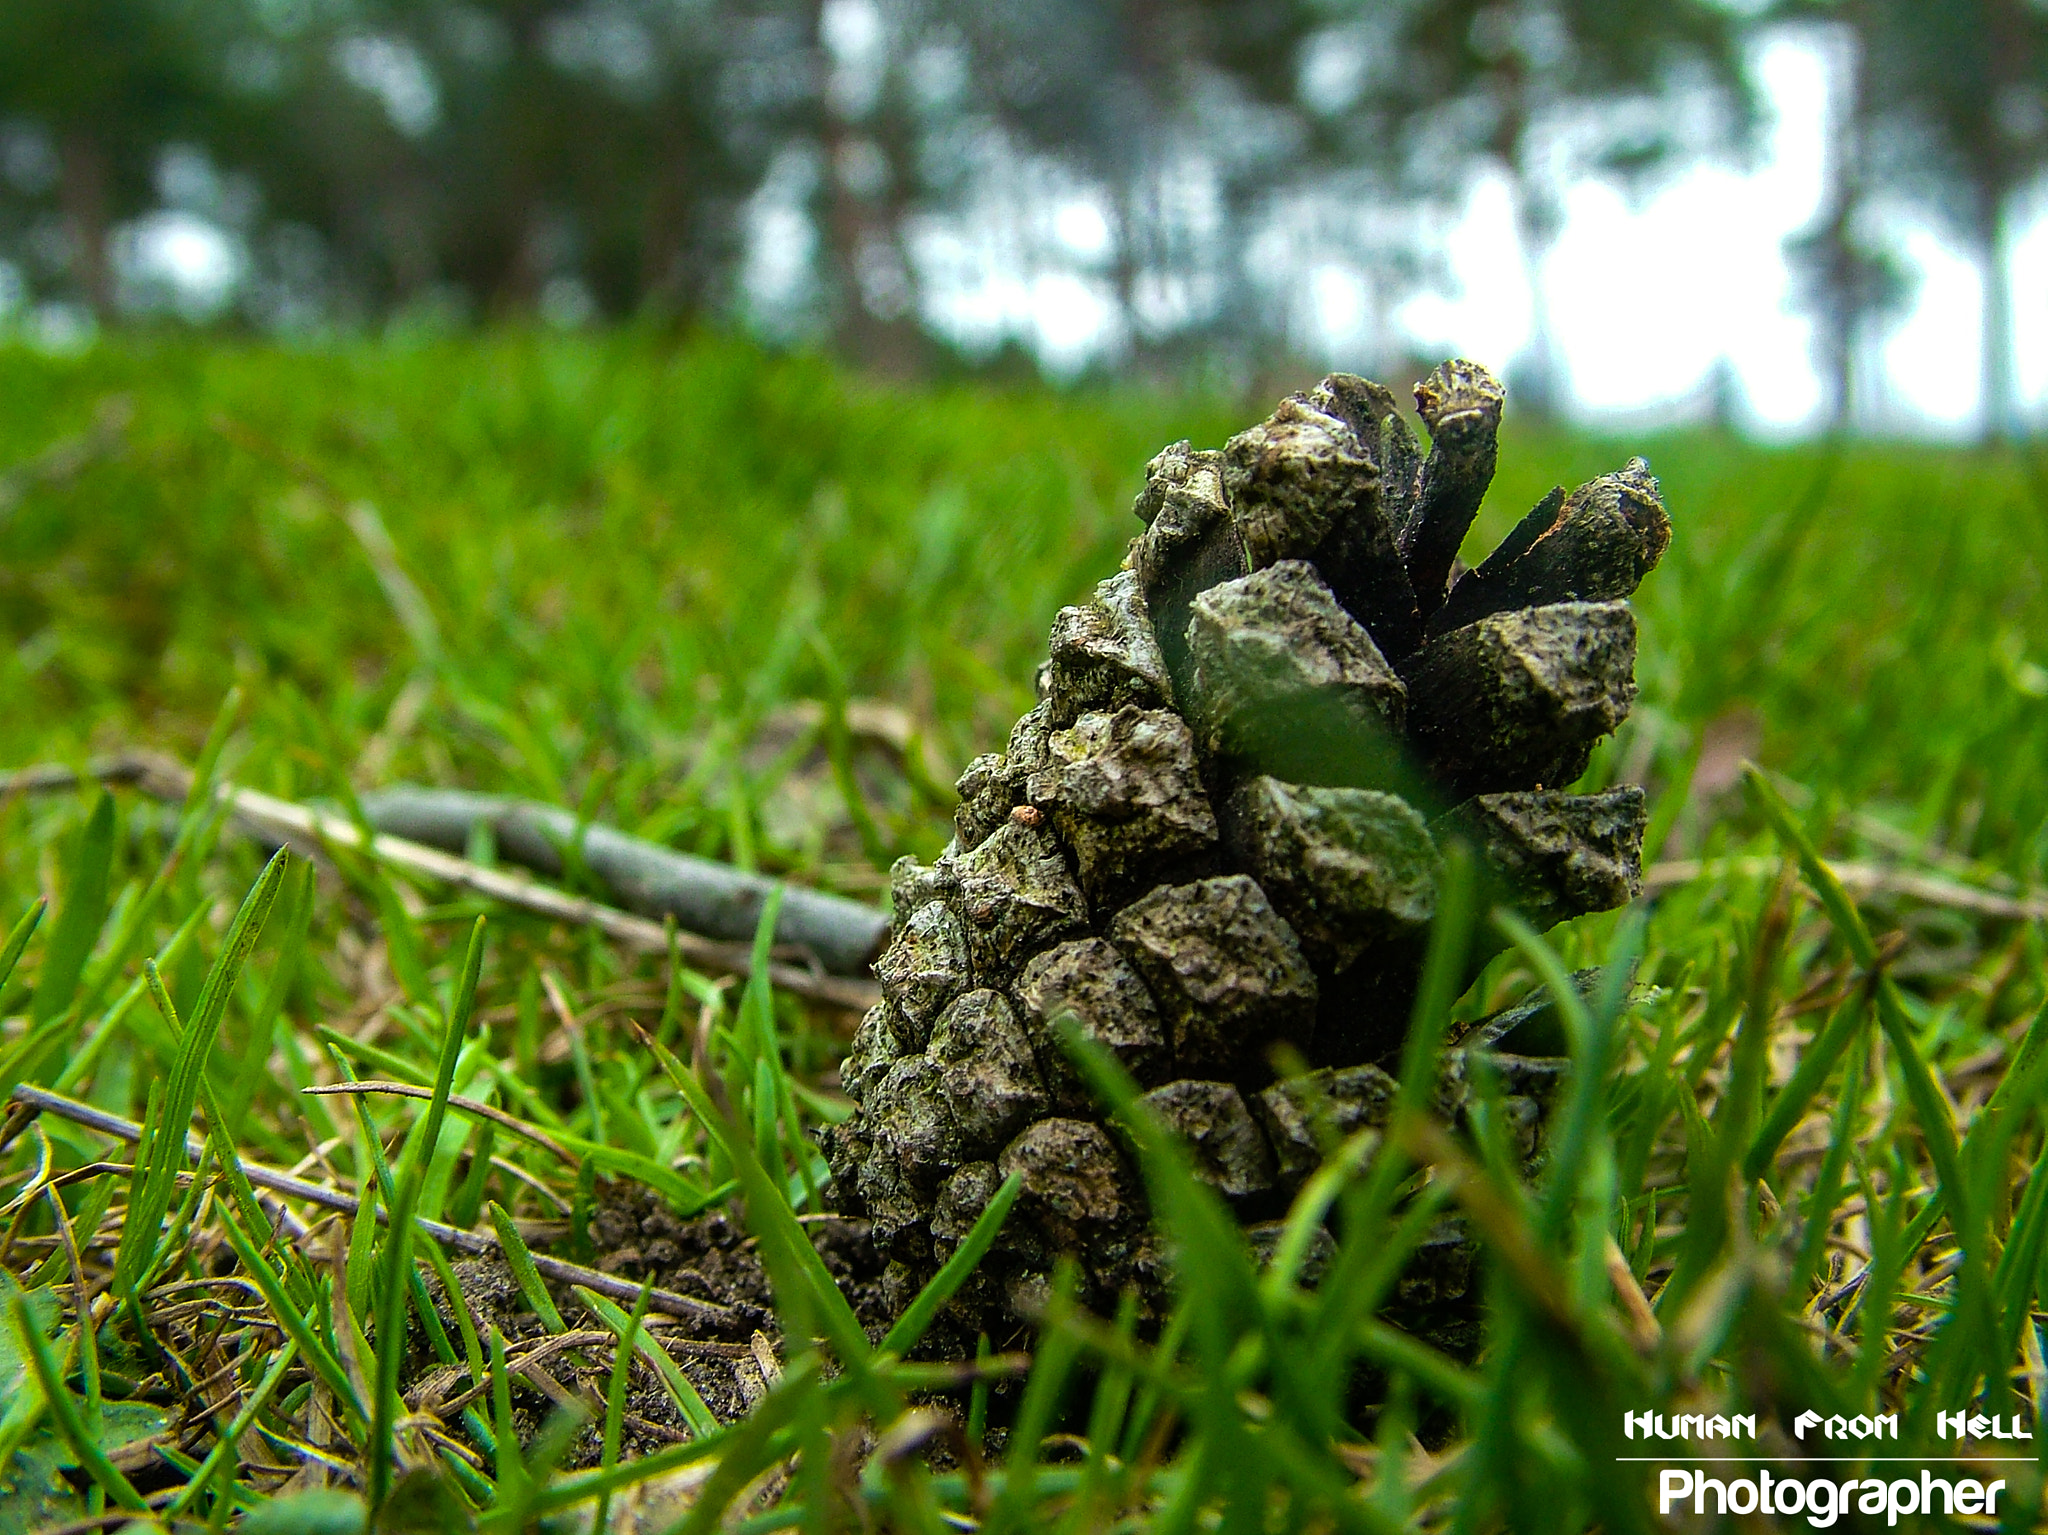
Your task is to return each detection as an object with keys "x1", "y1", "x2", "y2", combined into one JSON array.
[{"x1": 0, "y1": 334, "x2": 2041, "y2": 1527}]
